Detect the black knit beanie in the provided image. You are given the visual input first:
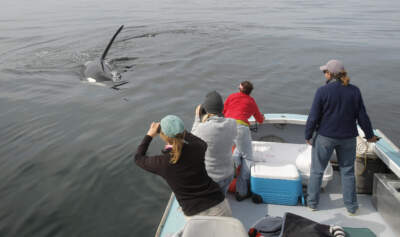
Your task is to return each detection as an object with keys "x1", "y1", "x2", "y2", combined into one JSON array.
[{"x1": 202, "y1": 91, "x2": 223, "y2": 116}]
